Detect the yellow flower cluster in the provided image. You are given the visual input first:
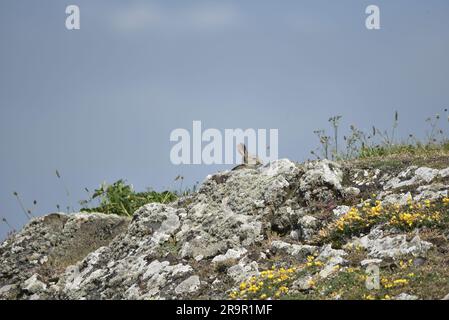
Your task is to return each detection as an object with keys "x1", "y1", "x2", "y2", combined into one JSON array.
[
  {"x1": 381, "y1": 272, "x2": 414, "y2": 289},
  {"x1": 336, "y1": 207, "x2": 360, "y2": 231},
  {"x1": 333, "y1": 196, "x2": 446, "y2": 235},
  {"x1": 443, "y1": 197, "x2": 449, "y2": 205},
  {"x1": 398, "y1": 259, "x2": 413, "y2": 269},
  {"x1": 306, "y1": 255, "x2": 324, "y2": 268},
  {"x1": 389, "y1": 198, "x2": 442, "y2": 229},
  {"x1": 364, "y1": 293, "x2": 395, "y2": 301},
  {"x1": 381, "y1": 278, "x2": 409, "y2": 289},
  {"x1": 229, "y1": 266, "x2": 296, "y2": 300},
  {"x1": 335, "y1": 200, "x2": 383, "y2": 233}
]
